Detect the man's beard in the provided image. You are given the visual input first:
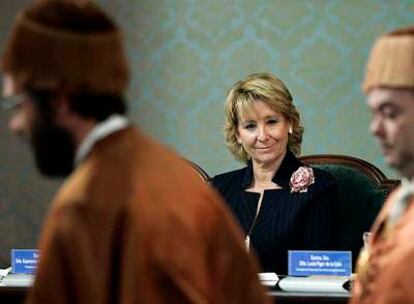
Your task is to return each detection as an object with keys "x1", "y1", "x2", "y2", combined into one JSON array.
[{"x1": 30, "y1": 119, "x2": 75, "y2": 177}]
